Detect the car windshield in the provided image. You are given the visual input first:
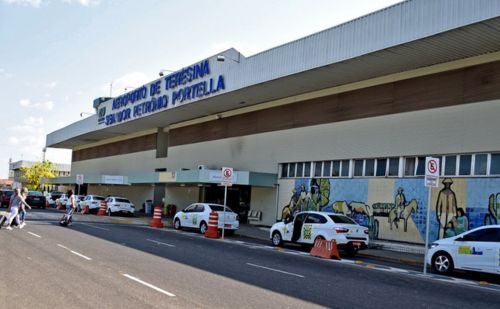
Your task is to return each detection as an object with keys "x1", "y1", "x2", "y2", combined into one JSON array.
[
  {"x1": 209, "y1": 204, "x2": 233, "y2": 212},
  {"x1": 116, "y1": 198, "x2": 131, "y2": 203},
  {"x1": 93, "y1": 196, "x2": 105, "y2": 201},
  {"x1": 328, "y1": 215, "x2": 356, "y2": 224},
  {"x1": 29, "y1": 191, "x2": 43, "y2": 196}
]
